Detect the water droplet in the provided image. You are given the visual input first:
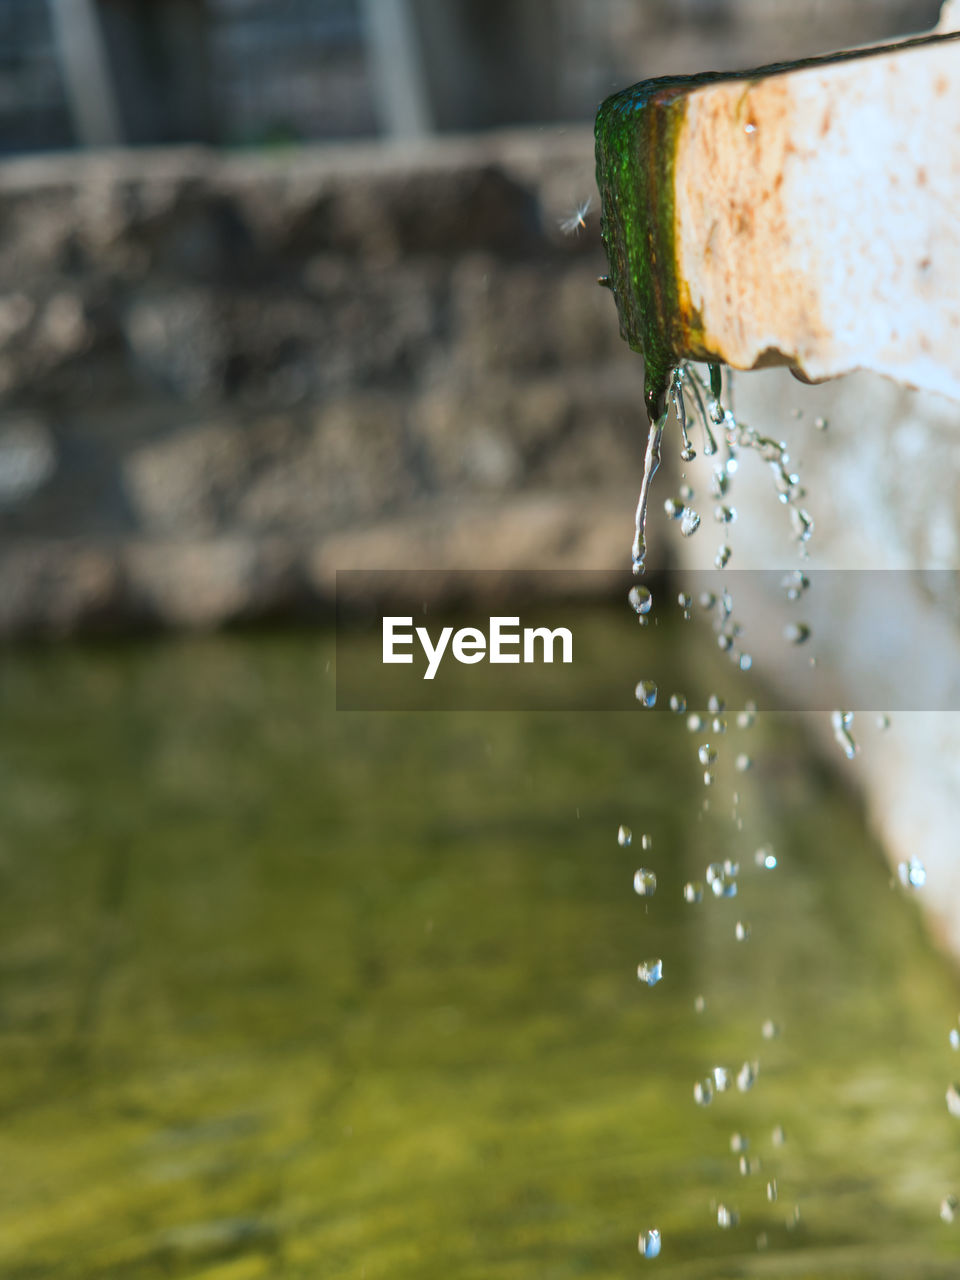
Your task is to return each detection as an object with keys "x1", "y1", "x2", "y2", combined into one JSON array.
[
  {"x1": 831, "y1": 709, "x2": 859, "y2": 760},
  {"x1": 950, "y1": 1028, "x2": 960, "y2": 1051},
  {"x1": 762, "y1": 1019, "x2": 780, "y2": 1040},
  {"x1": 776, "y1": 471, "x2": 803, "y2": 504},
  {"x1": 757, "y1": 436, "x2": 788, "y2": 464},
  {"x1": 946, "y1": 1084, "x2": 960, "y2": 1118},
  {"x1": 679, "y1": 483, "x2": 694, "y2": 501},
  {"x1": 678, "y1": 591, "x2": 693, "y2": 615},
  {"x1": 735, "y1": 754, "x2": 752, "y2": 772},
  {"x1": 684, "y1": 880, "x2": 704, "y2": 903},
  {"x1": 783, "y1": 622, "x2": 811, "y2": 645},
  {"x1": 634, "y1": 868, "x2": 657, "y2": 896},
  {"x1": 730, "y1": 1133, "x2": 748, "y2": 1153},
  {"x1": 739, "y1": 653, "x2": 753, "y2": 671},
  {"x1": 635, "y1": 680, "x2": 658, "y2": 708},
  {"x1": 715, "y1": 544, "x2": 732, "y2": 569},
  {"x1": 814, "y1": 416, "x2": 828, "y2": 430},
  {"x1": 877, "y1": 713, "x2": 891, "y2": 731},
  {"x1": 772, "y1": 1125, "x2": 786, "y2": 1147},
  {"x1": 638, "y1": 1228, "x2": 662, "y2": 1258},
  {"x1": 641, "y1": 833, "x2": 653, "y2": 851},
  {"x1": 717, "y1": 634, "x2": 733, "y2": 653},
  {"x1": 638, "y1": 958, "x2": 663, "y2": 986},
  {"x1": 737, "y1": 1062, "x2": 757, "y2": 1092},
  {"x1": 708, "y1": 695, "x2": 725, "y2": 715},
  {"x1": 617, "y1": 824, "x2": 632, "y2": 847},
  {"x1": 737, "y1": 702, "x2": 757, "y2": 729},
  {"x1": 941, "y1": 1195, "x2": 959, "y2": 1224},
  {"x1": 680, "y1": 508, "x2": 701, "y2": 537},
  {"x1": 715, "y1": 505, "x2": 738, "y2": 525},
  {"x1": 898, "y1": 857, "x2": 926, "y2": 888},
  {"x1": 713, "y1": 1066, "x2": 731, "y2": 1092},
  {"x1": 700, "y1": 591, "x2": 716, "y2": 610},
  {"x1": 781, "y1": 569, "x2": 810, "y2": 600},
  {"x1": 694, "y1": 1078, "x2": 714, "y2": 1106},
  {"x1": 767, "y1": 1179, "x2": 779, "y2": 1203},
  {"x1": 717, "y1": 1204, "x2": 738, "y2": 1229},
  {"x1": 687, "y1": 712, "x2": 704, "y2": 732},
  {"x1": 694, "y1": 994, "x2": 706, "y2": 1014},
  {"x1": 712, "y1": 717, "x2": 727, "y2": 735},
  {"x1": 755, "y1": 845, "x2": 777, "y2": 870},
  {"x1": 698, "y1": 744, "x2": 717, "y2": 767},
  {"x1": 629, "y1": 584, "x2": 653, "y2": 616},
  {"x1": 711, "y1": 859, "x2": 734, "y2": 880},
  {"x1": 739, "y1": 1155, "x2": 760, "y2": 1176},
  {"x1": 735, "y1": 921, "x2": 751, "y2": 942},
  {"x1": 711, "y1": 877, "x2": 738, "y2": 899},
  {"x1": 791, "y1": 507, "x2": 814, "y2": 543},
  {"x1": 669, "y1": 693, "x2": 687, "y2": 714},
  {"x1": 744, "y1": 122, "x2": 757, "y2": 134}
]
